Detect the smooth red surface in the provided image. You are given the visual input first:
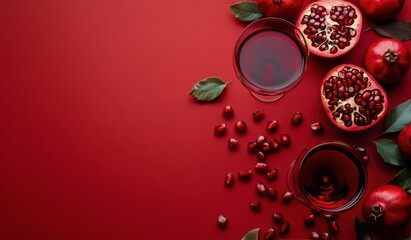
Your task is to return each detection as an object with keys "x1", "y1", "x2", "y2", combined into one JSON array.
[{"x1": 0, "y1": 0, "x2": 410, "y2": 239}]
